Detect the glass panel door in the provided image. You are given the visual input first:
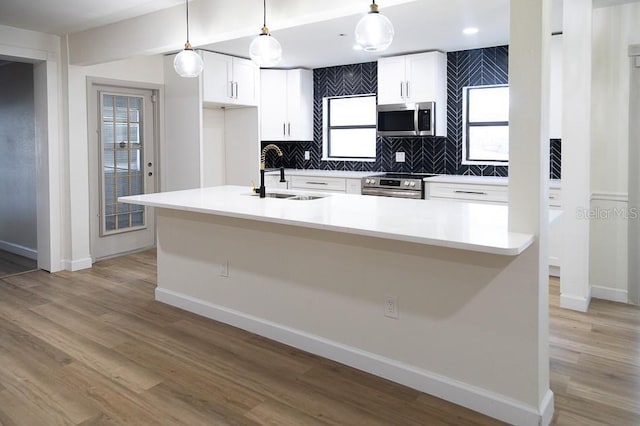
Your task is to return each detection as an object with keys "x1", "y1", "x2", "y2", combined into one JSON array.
[{"x1": 99, "y1": 93, "x2": 146, "y2": 236}]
